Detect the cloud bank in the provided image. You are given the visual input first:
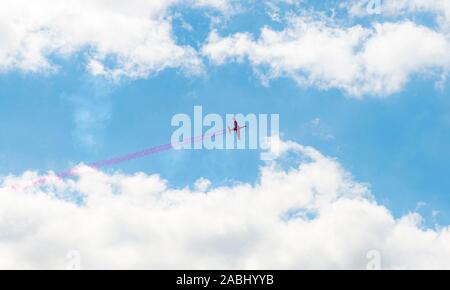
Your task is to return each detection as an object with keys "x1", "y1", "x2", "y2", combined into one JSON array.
[
  {"x1": 1, "y1": 139, "x2": 449, "y2": 269},
  {"x1": 0, "y1": 1, "x2": 448, "y2": 97},
  {"x1": 202, "y1": 16, "x2": 450, "y2": 97},
  {"x1": 0, "y1": 0, "x2": 229, "y2": 78}
]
